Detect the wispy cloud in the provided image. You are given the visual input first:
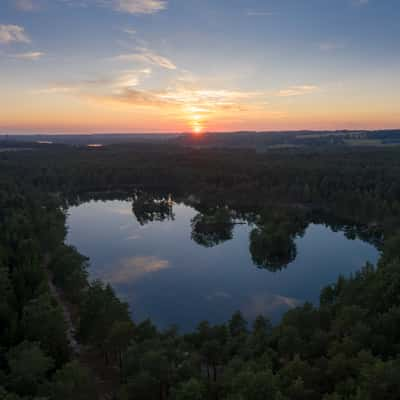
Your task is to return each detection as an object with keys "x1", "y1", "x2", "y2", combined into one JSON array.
[
  {"x1": 91, "y1": 85, "x2": 265, "y2": 114},
  {"x1": 114, "y1": 68, "x2": 152, "y2": 87},
  {"x1": 156, "y1": 88, "x2": 263, "y2": 108},
  {"x1": 0, "y1": 25, "x2": 30, "y2": 44},
  {"x1": 122, "y1": 28, "x2": 137, "y2": 35},
  {"x1": 35, "y1": 68, "x2": 151, "y2": 95},
  {"x1": 35, "y1": 67, "x2": 270, "y2": 133},
  {"x1": 60, "y1": 0, "x2": 166, "y2": 13},
  {"x1": 93, "y1": 87, "x2": 167, "y2": 107},
  {"x1": 108, "y1": 0, "x2": 166, "y2": 14},
  {"x1": 87, "y1": 84, "x2": 268, "y2": 135},
  {"x1": 58, "y1": 0, "x2": 90, "y2": 8},
  {"x1": 34, "y1": 86, "x2": 78, "y2": 94},
  {"x1": 114, "y1": 47, "x2": 176, "y2": 70},
  {"x1": 15, "y1": 0, "x2": 38, "y2": 11},
  {"x1": 12, "y1": 51, "x2": 45, "y2": 60},
  {"x1": 246, "y1": 10, "x2": 275, "y2": 17},
  {"x1": 276, "y1": 85, "x2": 319, "y2": 97}
]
